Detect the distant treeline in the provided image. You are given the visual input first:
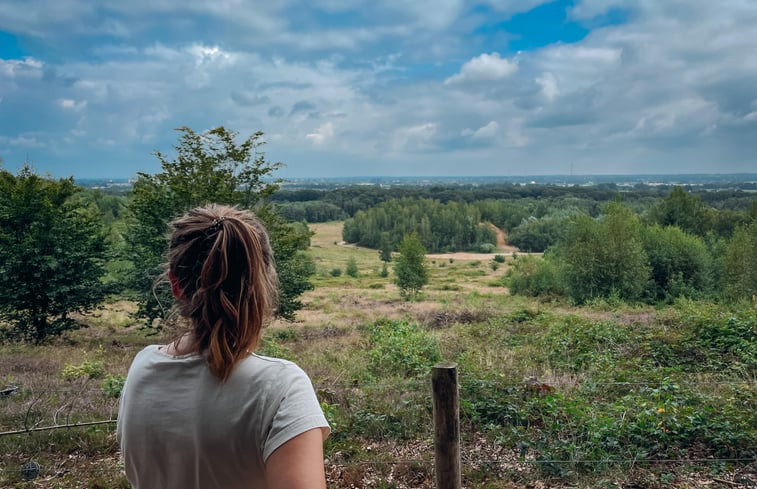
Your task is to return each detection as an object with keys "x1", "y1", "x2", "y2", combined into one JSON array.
[
  {"x1": 273, "y1": 183, "x2": 756, "y2": 254},
  {"x1": 342, "y1": 198, "x2": 496, "y2": 253}
]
